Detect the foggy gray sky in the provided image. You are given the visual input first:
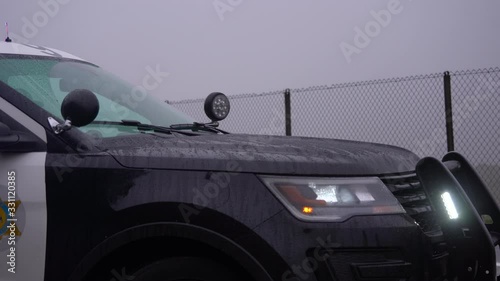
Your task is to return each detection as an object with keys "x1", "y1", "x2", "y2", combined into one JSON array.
[{"x1": 3, "y1": 0, "x2": 500, "y2": 100}]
